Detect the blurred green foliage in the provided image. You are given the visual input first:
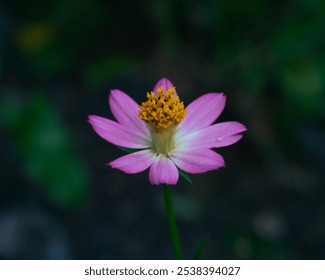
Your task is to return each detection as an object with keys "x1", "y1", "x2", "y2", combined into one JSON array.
[
  {"x1": 0, "y1": 56, "x2": 3, "y2": 80},
  {"x1": 84, "y1": 56, "x2": 138, "y2": 88},
  {"x1": 223, "y1": 230, "x2": 291, "y2": 259},
  {"x1": 0, "y1": 91, "x2": 89, "y2": 209}
]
